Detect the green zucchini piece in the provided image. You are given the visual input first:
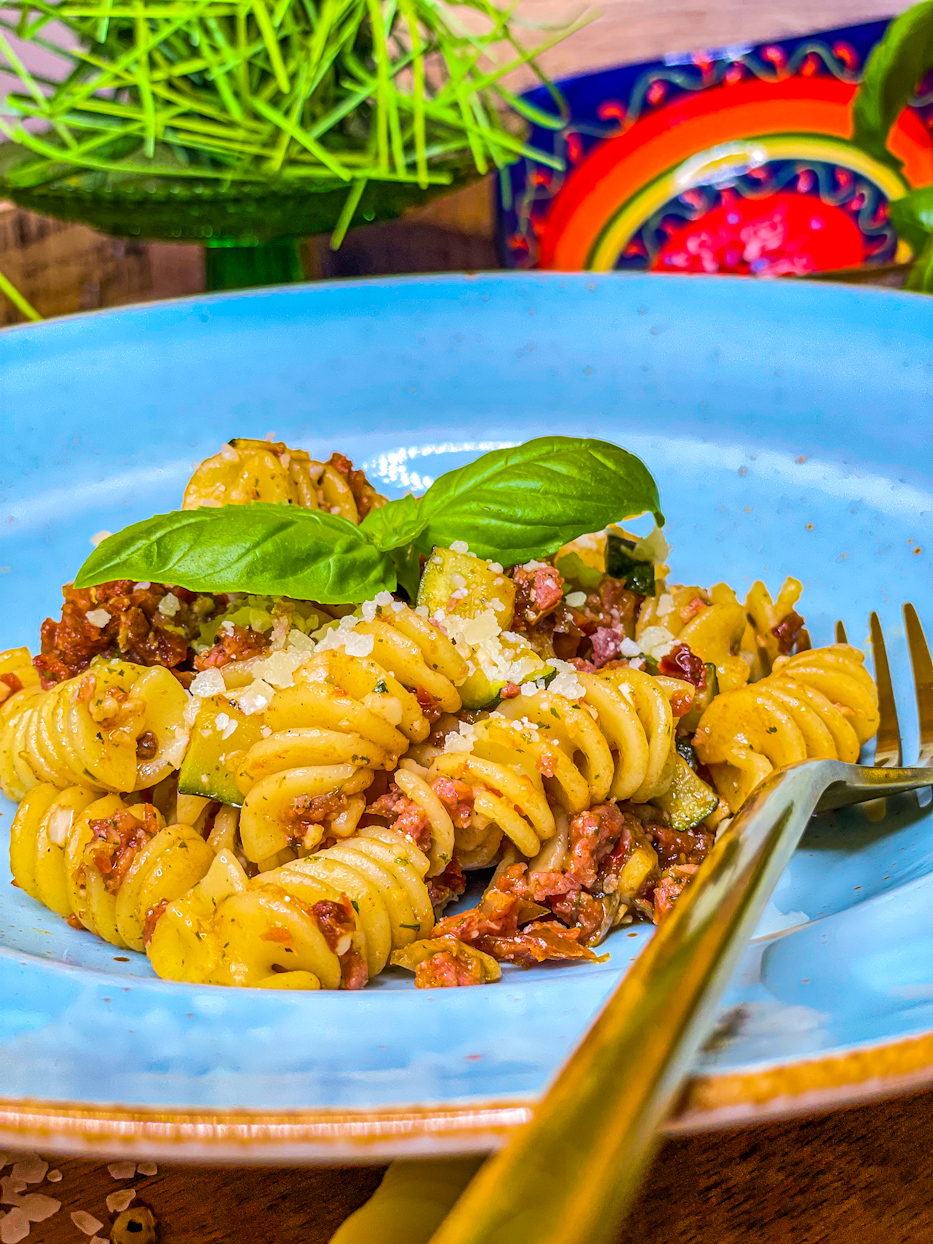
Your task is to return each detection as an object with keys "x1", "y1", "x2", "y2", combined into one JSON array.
[
  {"x1": 178, "y1": 697, "x2": 265, "y2": 806},
  {"x1": 678, "y1": 663, "x2": 719, "y2": 732},
  {"x1": 651, "y1": 754, "x2": 719, "y2": 832},
  {"x1": 606, "y1": 533, "x2": 655, "y2": 595},
  {"x1": 417, "y1": 547, "x2": 515, "y2": 628},
  {"x1": 459, "y1": 644, "x2": 555, "y2": 710}
]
